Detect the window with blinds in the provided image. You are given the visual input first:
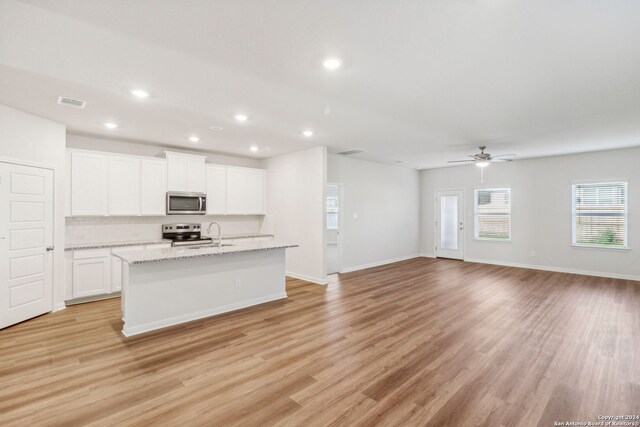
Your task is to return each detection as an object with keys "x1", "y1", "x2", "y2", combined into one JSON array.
[
  {"x1": 474, "y1": 188, "x2": 511, "y2": 240},
  {"x1": 572, "y1": 182, "x2": 627, "y2": 248}
]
